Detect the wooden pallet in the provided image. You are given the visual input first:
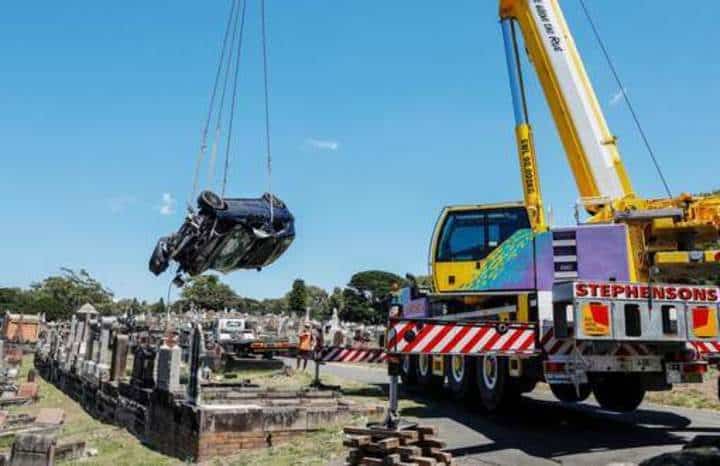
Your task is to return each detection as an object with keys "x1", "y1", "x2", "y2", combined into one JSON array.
[{"x1": 342, "y1": 425, "x2": 452, "y2": 466}]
